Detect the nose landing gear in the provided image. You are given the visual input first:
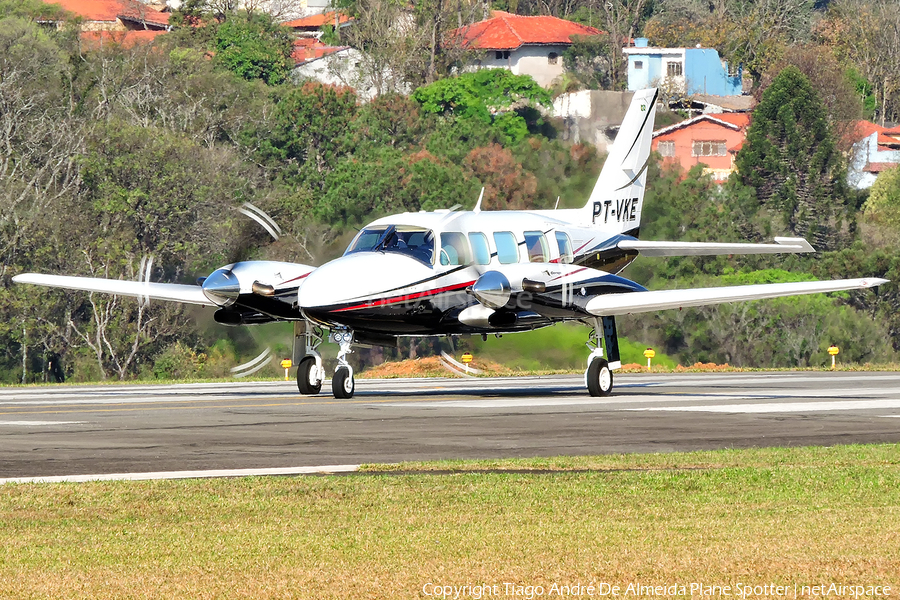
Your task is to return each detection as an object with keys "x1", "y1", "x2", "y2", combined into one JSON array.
[
  {"x1": 331, "y1": 329, "x2": 355, "y2": 399},
  {"x1": 292, "y1": 322, "x2": 357, "y2": 399}
]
